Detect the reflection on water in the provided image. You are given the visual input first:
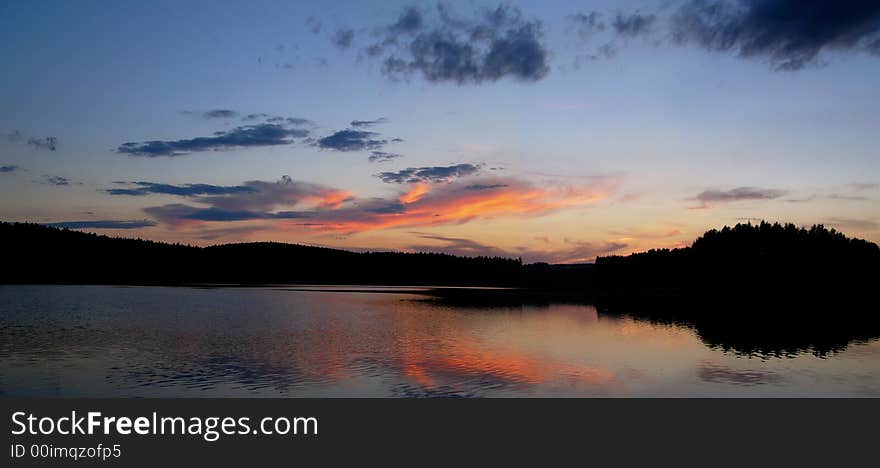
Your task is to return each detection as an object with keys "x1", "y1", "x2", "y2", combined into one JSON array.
[{"x1": 1, "y1": 285, "x2": 878, "y2": 397}]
